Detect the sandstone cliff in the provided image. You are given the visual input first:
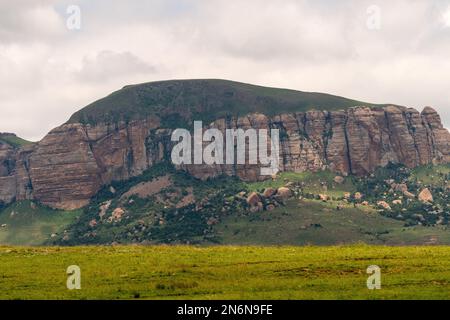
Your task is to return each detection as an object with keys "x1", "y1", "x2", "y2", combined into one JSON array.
[{"x1": 1, "y1": 104, "x2": 449, "y2": 210}]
